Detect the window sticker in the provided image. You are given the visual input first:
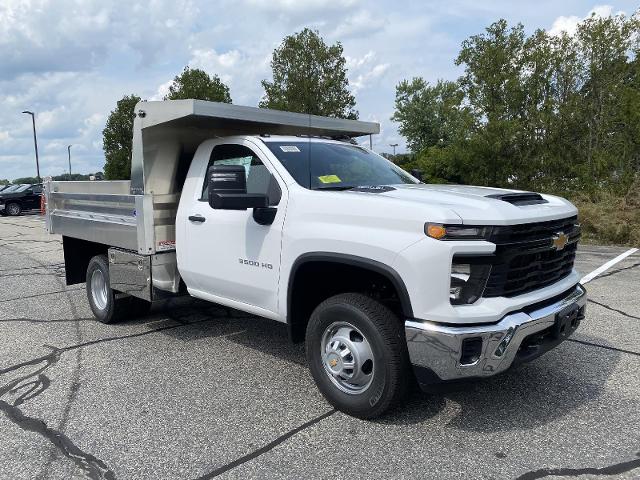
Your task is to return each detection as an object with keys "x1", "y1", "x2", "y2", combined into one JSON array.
[
  {"x1": 279, "y1": 145, "x2": 300, "y2": 152},
  {"x1": 318, "y1": 175, "x2": 342, "y2": 184}
]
